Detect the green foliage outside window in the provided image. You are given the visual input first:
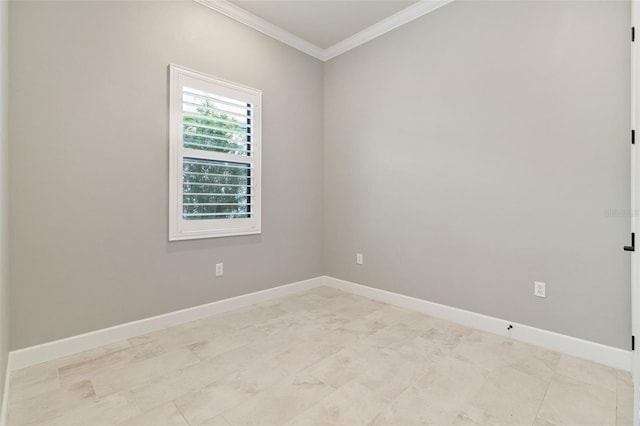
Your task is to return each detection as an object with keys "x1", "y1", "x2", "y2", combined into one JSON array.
[{"x1": 182, "y1": 101, "x2": 252, "y2": 220}]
